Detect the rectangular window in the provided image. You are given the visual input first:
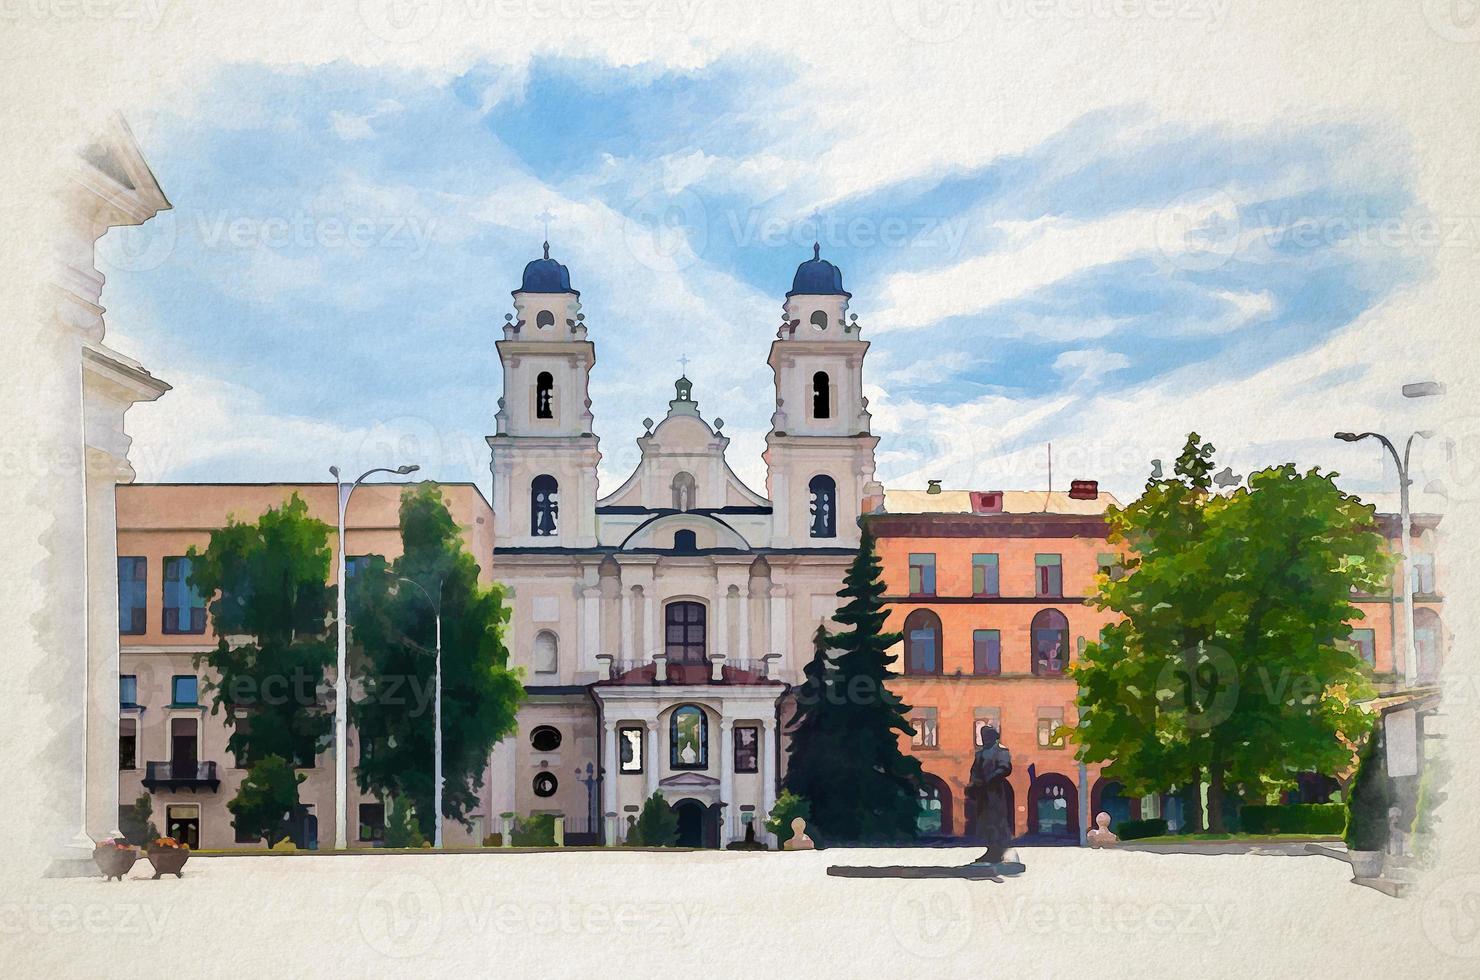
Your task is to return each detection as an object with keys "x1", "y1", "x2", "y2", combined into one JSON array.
[
  {"x1": 734, "y1": 725, "x2": 759, "y2": 773},
  {"x1": 359, "y1": 803, "x2": 386, "y2": 842},
  {"x1": 911, "y1": 707, "x2": 939, "y2": 749},
  {"x1": 162, "y1": 556, "x2": 207, "y2": 634},
  {"x1": 1035, "y1": 554, "x2": 1063, "y2": 598},
  {"x1": 119, "y1": 674, "x2": 138, "y2": 708},
  {"x1": 171, "y1": 675, "x2": 199, "y2": 707},
  {"x1": 971, "y1": 553, "x2": 1000, "y2": 596},
  {"x1": 908, "y1": 553, "x2": 936, "y2": 596},
  {"x1": 972, "y1": 629, "x2": 1002, "y2": 675},
  {"x1": 119, "y1": 718, "x2": 137, "y2": 770},
  {"x1": 1348, "y1": 628, "x2": 1377, "y2": 667},
  {"x1": 117, "y1": 557, "x2": 147, "y2": 634},
  {"x1": 973, "y1": 707, "x2": 1002, "y2": 747},
  {"x1": 1037, "y1": 708, "x2": 1065, "y2": 749},
  {"x1": 1411, "y1": 553, "x2": 1436, "y2": 595},
  {"x1": 618, "y1": 725, "x2": 644, "y2": 774}
]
